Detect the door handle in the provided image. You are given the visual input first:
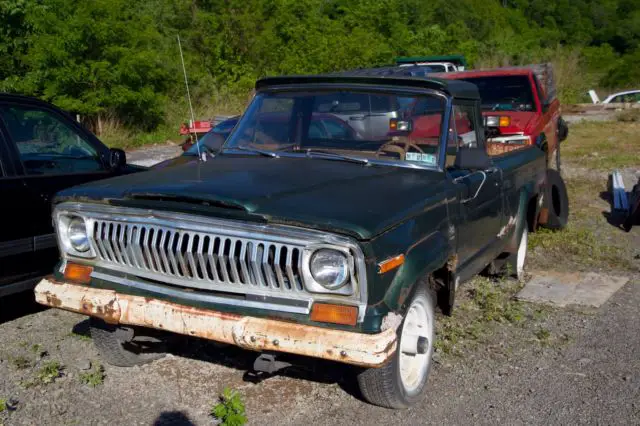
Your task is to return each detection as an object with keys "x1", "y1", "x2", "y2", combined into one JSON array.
[{"x1": 349, "y1": 115, "x2": 366, "y2": 121}]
